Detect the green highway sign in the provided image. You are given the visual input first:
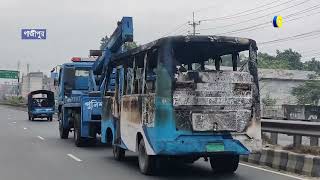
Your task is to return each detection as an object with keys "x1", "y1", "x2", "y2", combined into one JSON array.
[{"x1": 0, "y1": 70, "x2": 19, "y2": 79}]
